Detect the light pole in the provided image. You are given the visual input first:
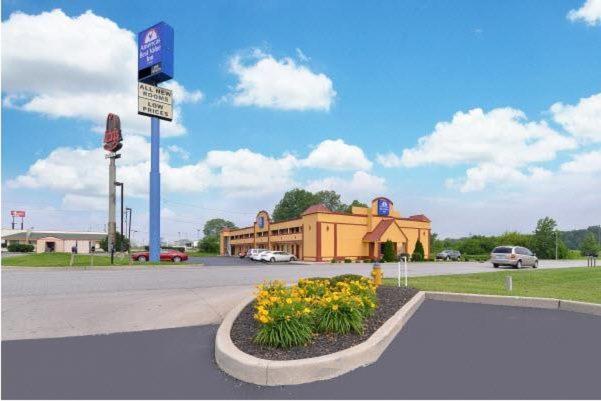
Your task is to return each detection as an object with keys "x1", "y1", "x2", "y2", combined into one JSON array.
[
  {"x1": 115, "y1": 182, "x2": 124, "y2": 252},
  {"x1": 126, "y1": 207, "x2": 132, "y2": 246}
]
